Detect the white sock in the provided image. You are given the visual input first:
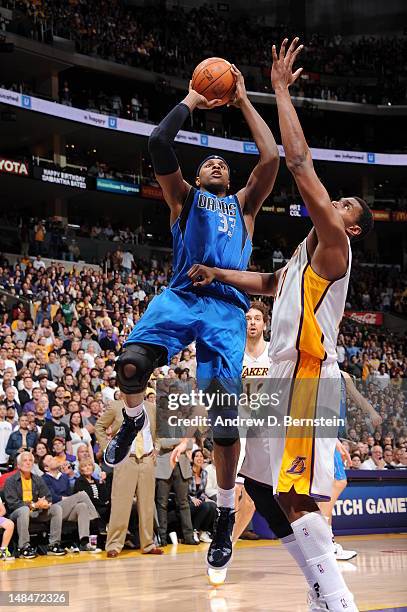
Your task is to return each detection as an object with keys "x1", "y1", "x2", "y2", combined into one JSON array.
[
  {"x1": 324, "y1": 515, "x2": 336, "y2": 544},
  {"x1": 123, "y1": 400, "x2": 144, "y2": 418},
  {"x1": 281, "y1": 534, "x2": 319, "y2": 594},
  {"x1": 217, "y1": 487, "x2": 235, "y2": 509},
  {"x1": 291, "y1": 512, "x2": 358, "y2": 612}
]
